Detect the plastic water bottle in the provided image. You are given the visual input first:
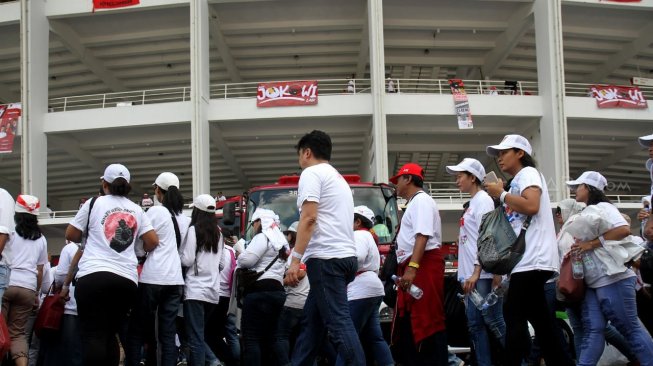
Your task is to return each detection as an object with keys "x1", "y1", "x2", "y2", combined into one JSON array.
[
  {"x1": 572, "y1": 252, "x2": 584, "y2": 279},
  {"x1": 459, "y1": 279, "x2": 488, "y2": 310},
  {"x1": 391, "y1": 275, "x2": 423, "y2": 300},
  {"x1": 484, "y1": 277, "x2": 510, "y2": 307}
]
